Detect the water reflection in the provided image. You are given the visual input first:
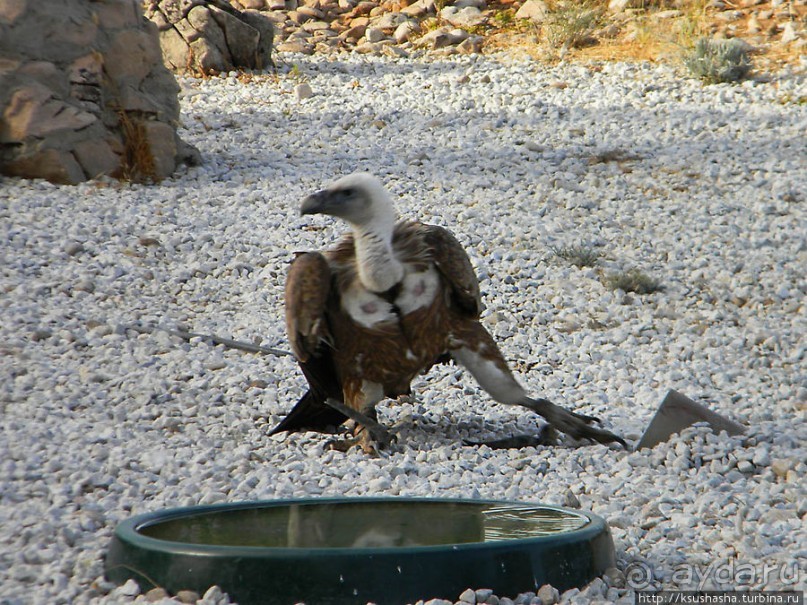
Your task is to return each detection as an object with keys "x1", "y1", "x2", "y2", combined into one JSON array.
[{"x1": 139, "y1": 502, "x2": 589, "y2": 549}]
